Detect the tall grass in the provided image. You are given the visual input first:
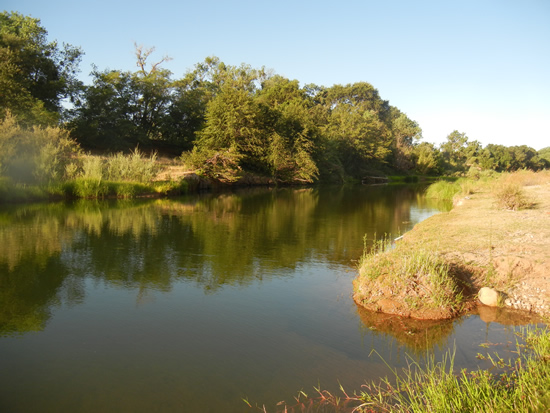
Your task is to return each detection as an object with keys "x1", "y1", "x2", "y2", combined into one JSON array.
[
  {"x1": 248, "y1": 327, "x2": 550, "y2": 412},
  {"x1": 105, "y1": 148, "x2": 158, "y2": 183},
  {"x1": 354, "y1": 234, "x2": 463, "y2": 312},
  {"x1": 60, "y1": 149, "x2": 165, "y2": 199},
  {"x1": 425, "y1": 180, "x2": 461, "y2": 201},
  {"x1": 355, "y1": 326, "x2": 550, "y2": 412}
]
